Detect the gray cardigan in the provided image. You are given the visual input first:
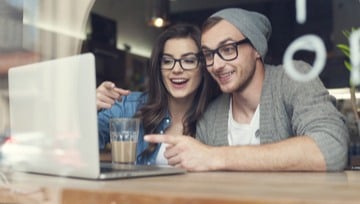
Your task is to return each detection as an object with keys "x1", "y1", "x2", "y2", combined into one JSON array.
[{"x1": 196, "y1": 61, "x2": 350, "y2": 171}]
